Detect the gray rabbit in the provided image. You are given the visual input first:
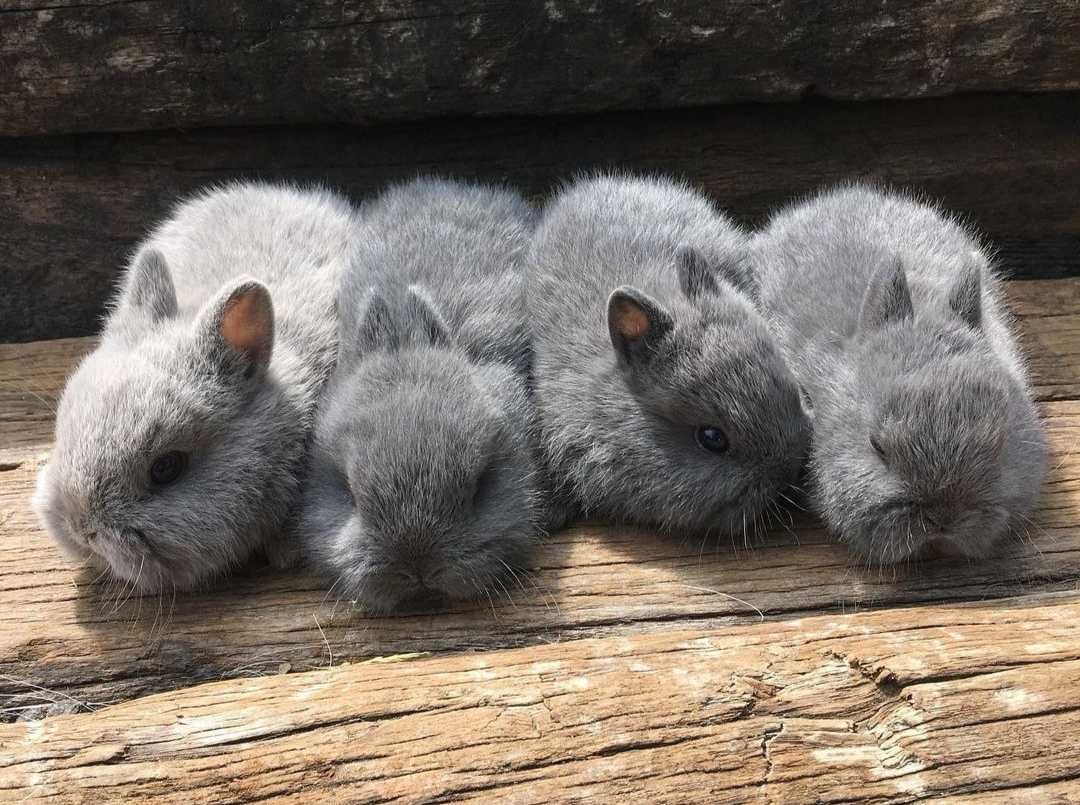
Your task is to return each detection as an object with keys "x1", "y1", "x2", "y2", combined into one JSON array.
[
  {"x1": 298, "y1": 177, "x2": 549, "y2": 613},
  {"x1": 33, "y1": 182, "x2": 358, "y2": 592},
  {"x1": 526, "y1": 174, "x2": 810, "y2": 537},
  {"x1": 750, "y1": 183, "x2": 1047, "y2": 564}
]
